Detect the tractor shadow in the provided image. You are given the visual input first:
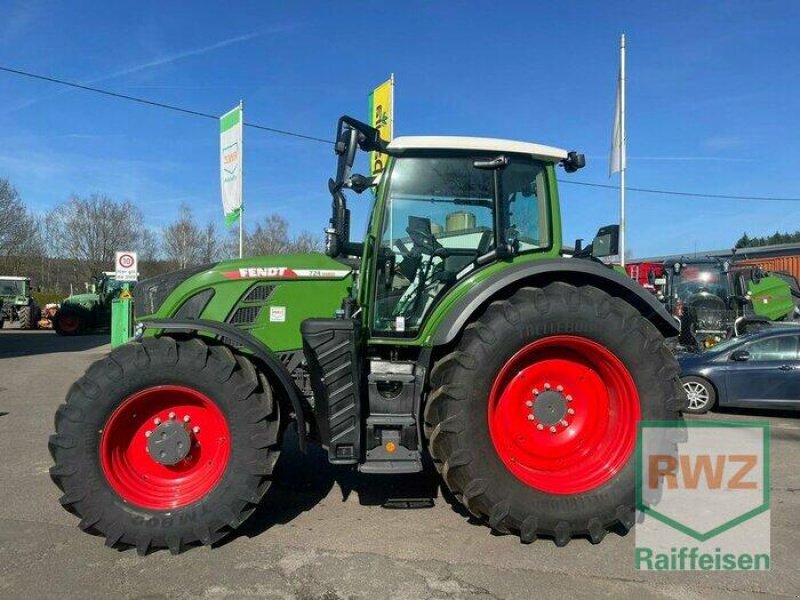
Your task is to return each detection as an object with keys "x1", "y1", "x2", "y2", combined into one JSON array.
[
  {"x1": 0, "y1": 331, "x2": 108, "y2": 359},
  {"x1": 228, "y1": 428, "x2": 445, "y2": 543}
]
